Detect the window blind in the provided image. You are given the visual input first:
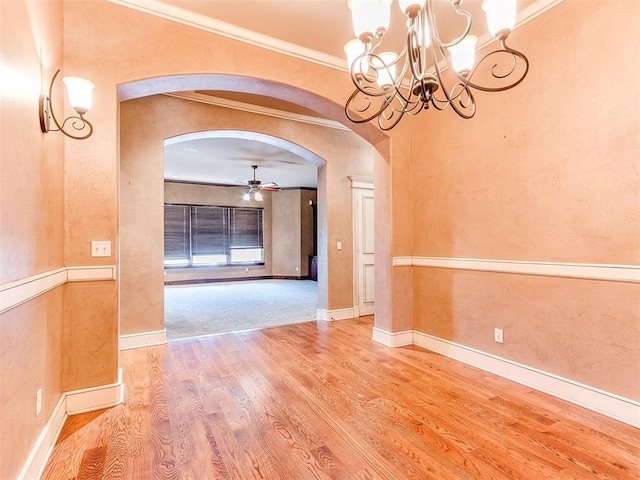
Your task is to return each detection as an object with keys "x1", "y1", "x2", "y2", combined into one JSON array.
[
  {"x1": 230, "y1": 208, "x2": 263, "y2": 248},
  {"x1": 164, "y1": 204, "x2": 264, "y2": 266},
  {"x1": 192, "y1": 206, "x2": 227, "y2": 255},
  {"x1": 164, "y1": 204, "x2": 190, "y2": 261}
]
